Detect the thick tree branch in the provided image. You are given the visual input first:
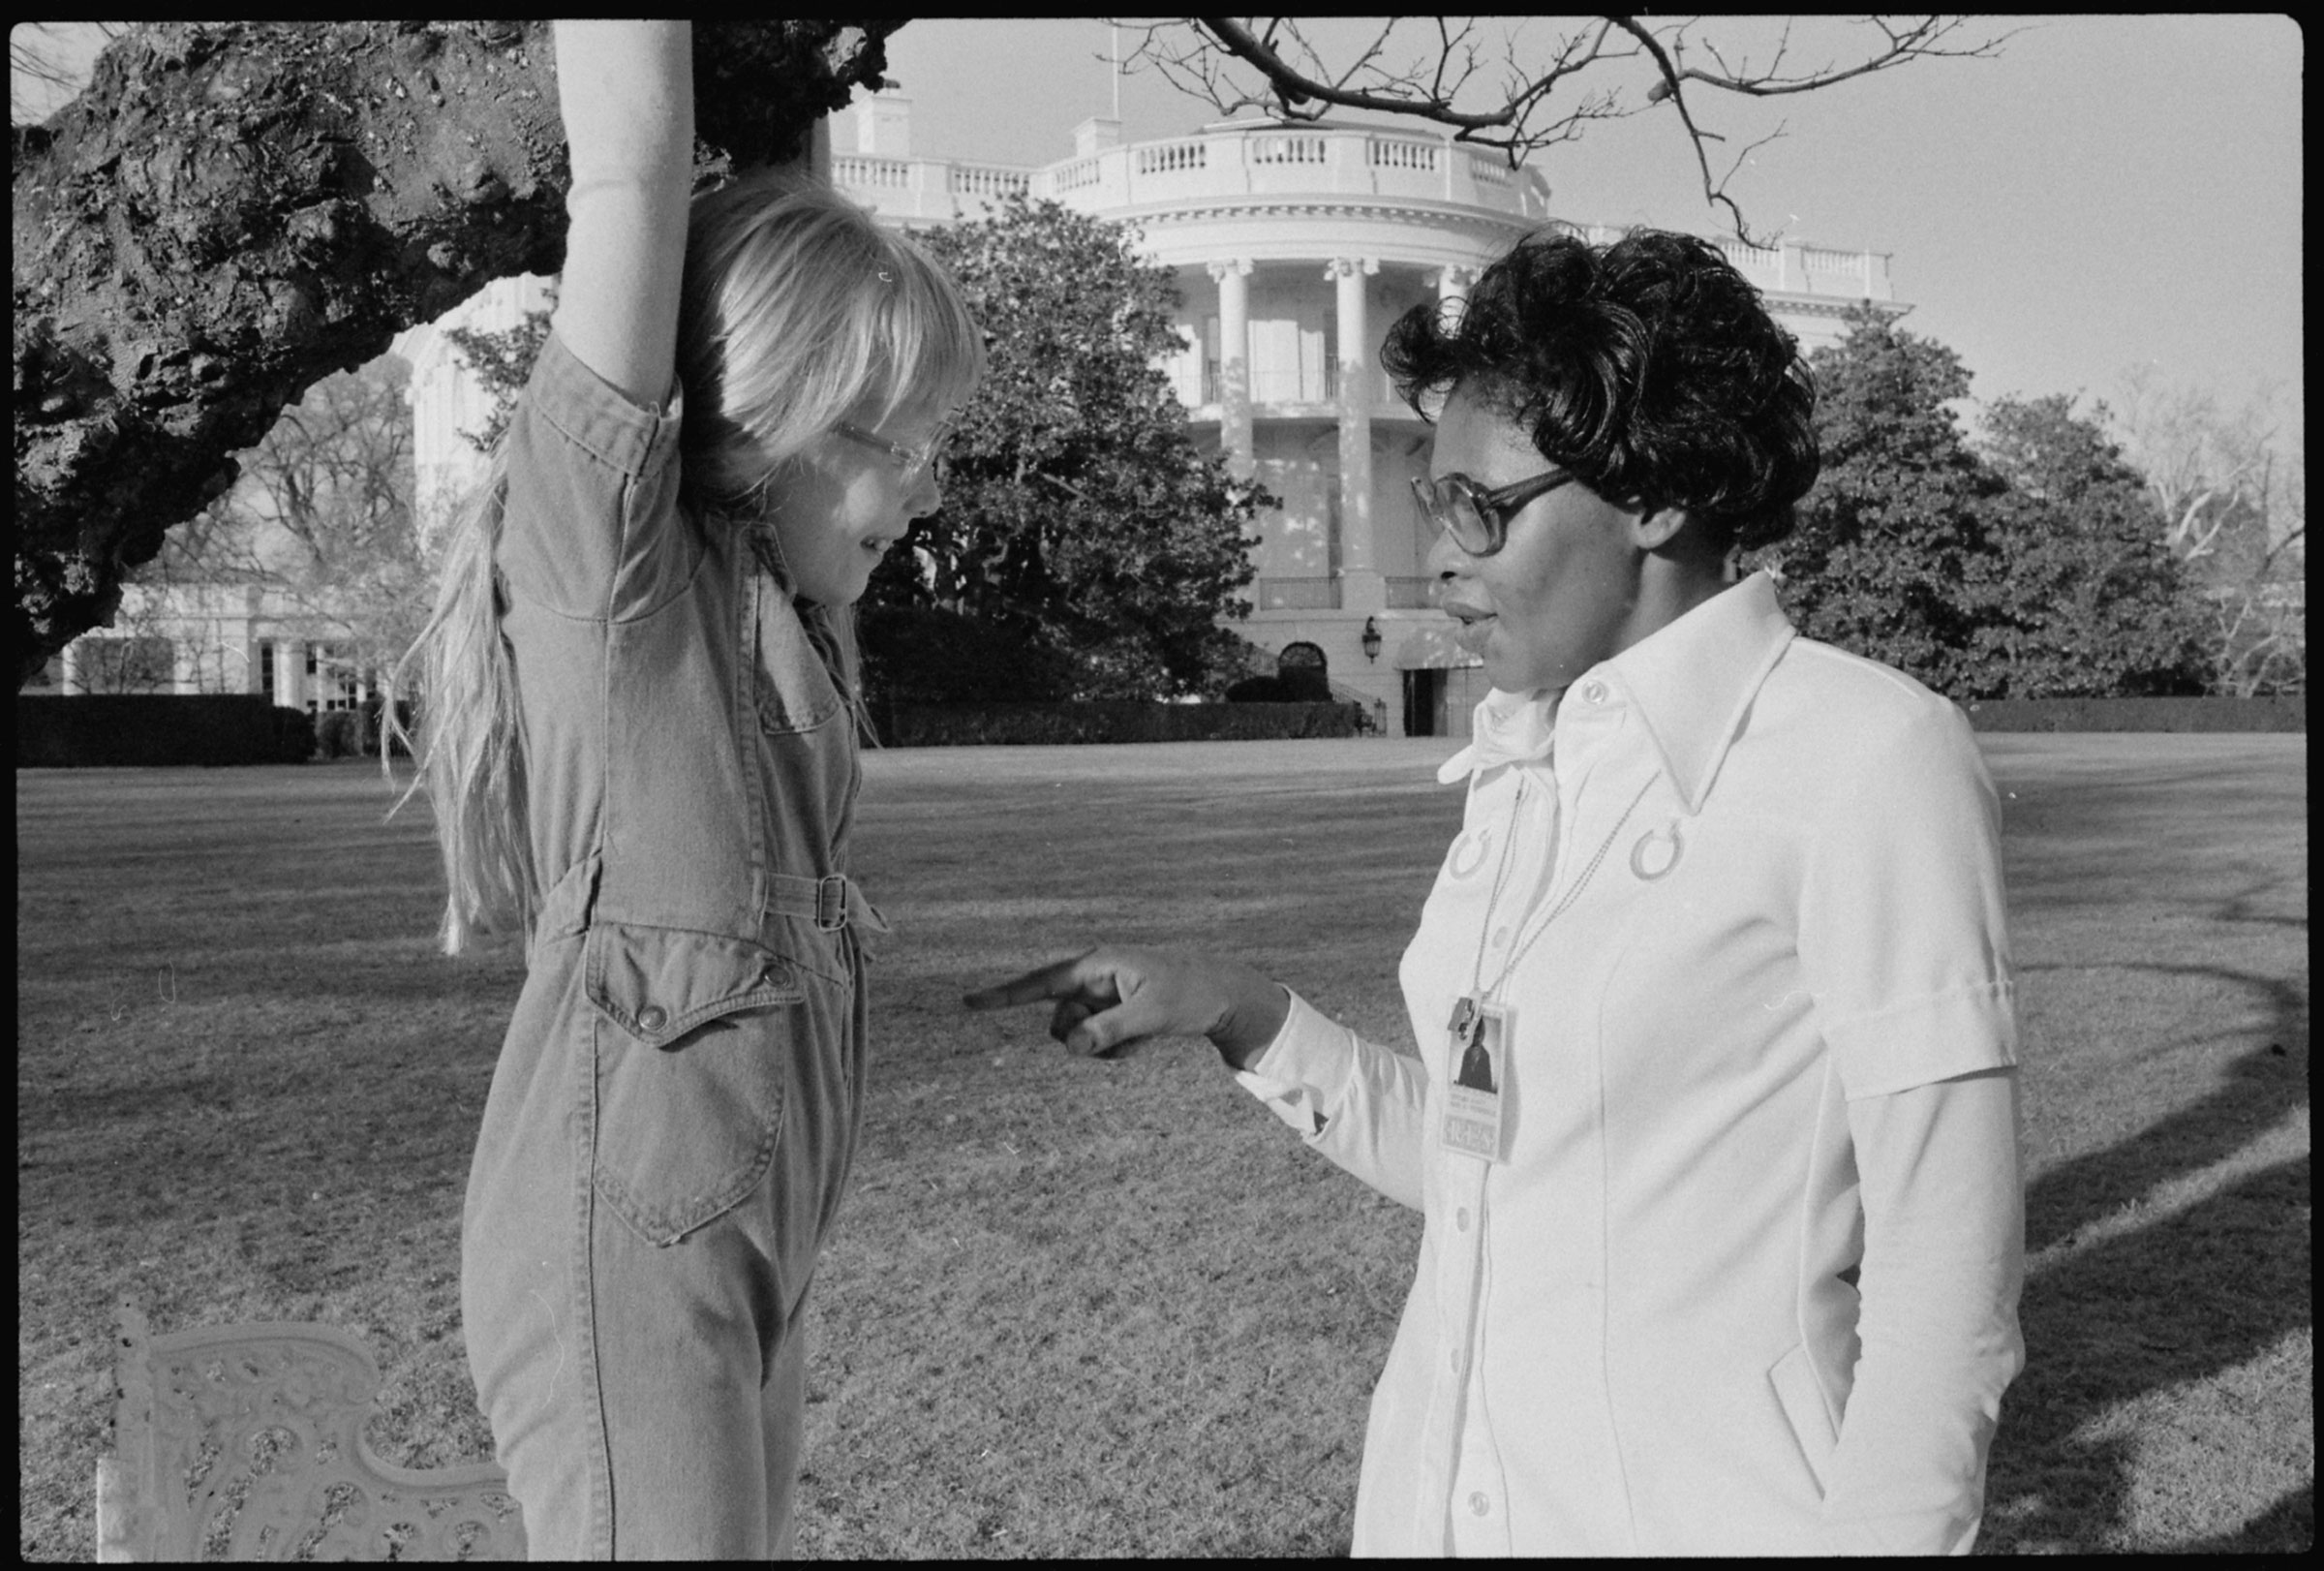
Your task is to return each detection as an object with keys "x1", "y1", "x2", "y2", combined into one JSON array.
[{"x1": 14, "y1": 19, "x2": 895, "y2": 688}]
